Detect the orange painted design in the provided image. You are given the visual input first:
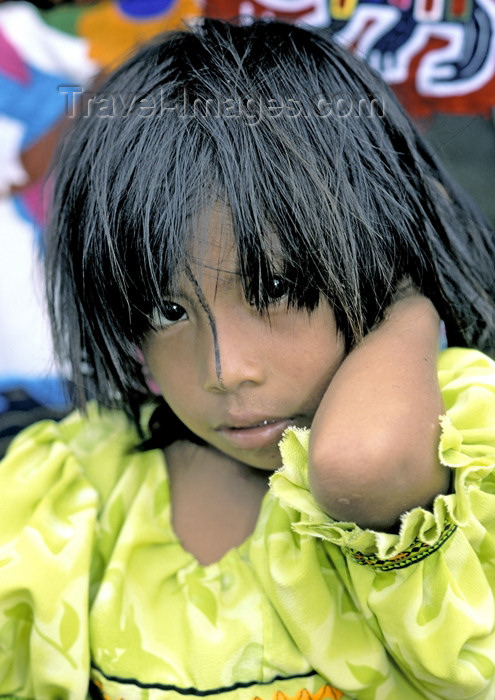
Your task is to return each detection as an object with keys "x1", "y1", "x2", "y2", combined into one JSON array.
[
  {"x1": 253, "y1": 683, "x2": 344, "y2": 700},
  {"x1": 77, "y1": 0, "x2": 201, "y2": 69}
]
